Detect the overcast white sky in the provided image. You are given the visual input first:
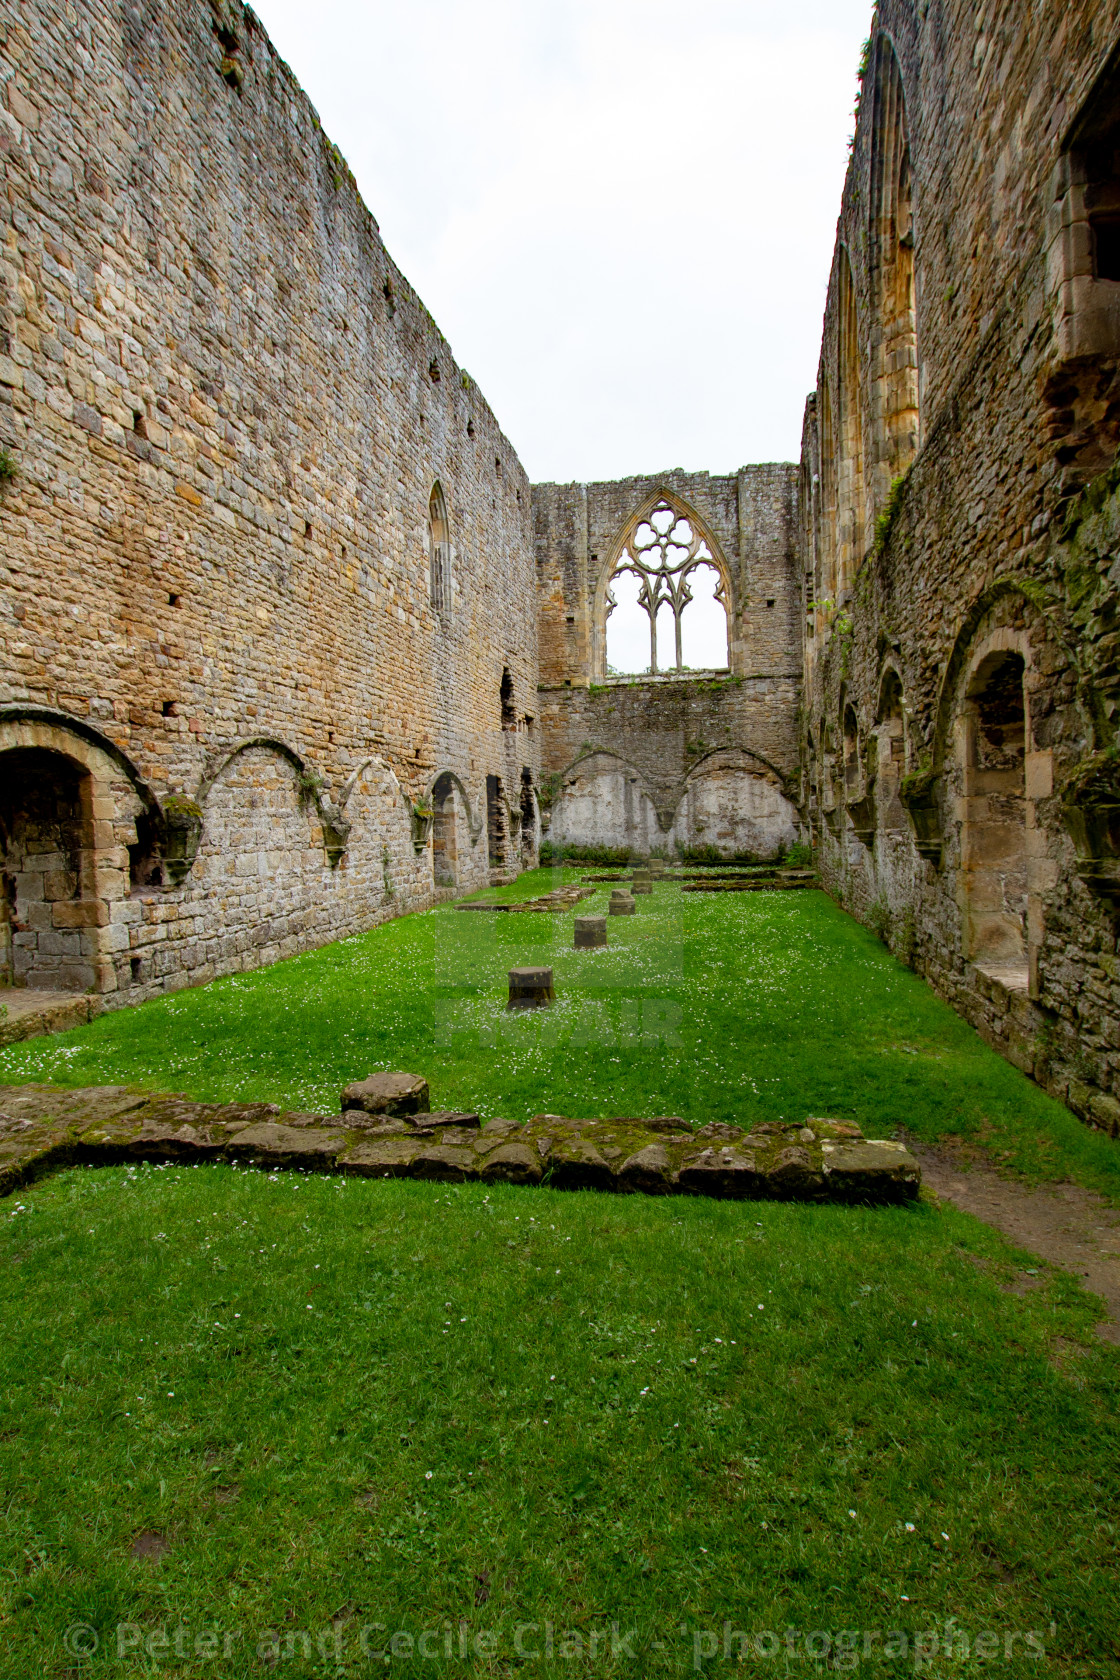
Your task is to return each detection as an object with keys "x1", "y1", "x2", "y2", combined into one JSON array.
[{"x1": 252, "y1": 0, "x2": 872, "y2": 486}]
